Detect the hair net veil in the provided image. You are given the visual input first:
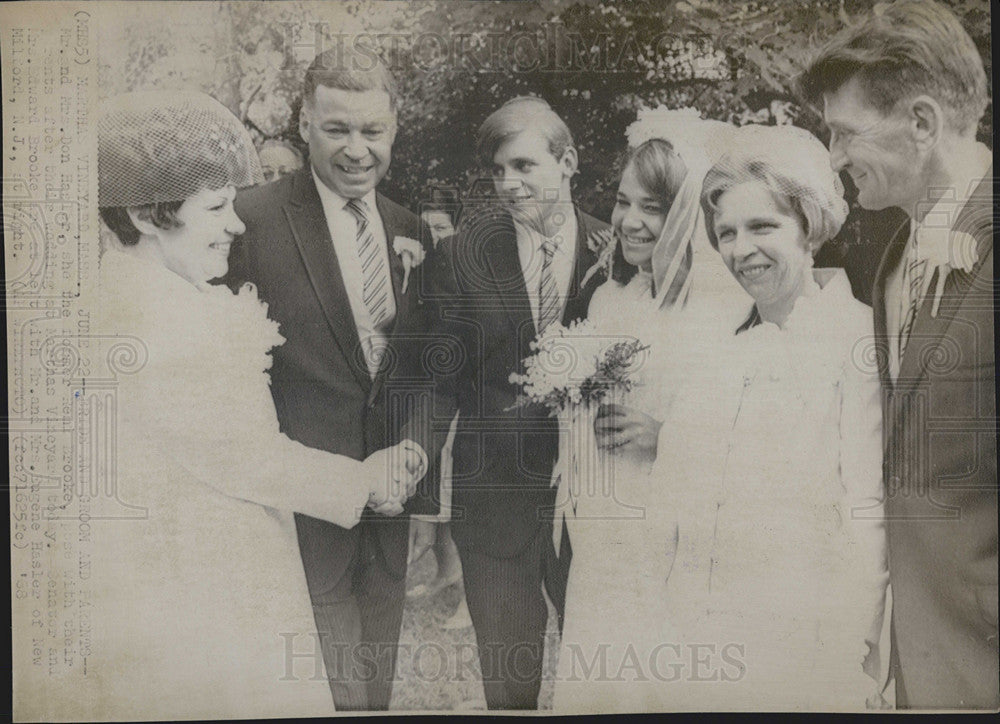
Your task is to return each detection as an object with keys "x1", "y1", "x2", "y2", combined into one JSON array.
[
  {"x1": 702, "y1": 124, "x2": 849, "y2": 249},
  {"x1": 98, "y1": 90, "x2": 263, "y2": 208}
]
